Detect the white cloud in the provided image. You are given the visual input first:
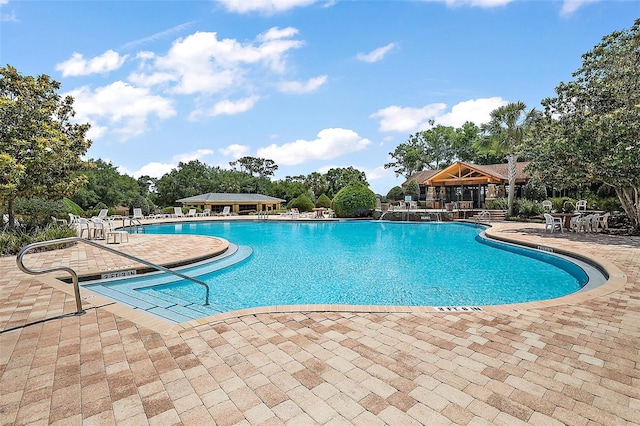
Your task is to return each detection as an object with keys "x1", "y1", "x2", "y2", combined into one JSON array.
[
  {"x1": 560, "y1": 0, "x2": 600, "y2": 15},
  {"x1": 56, "y1": 50, "x2": 128, "y2": 77},
  {"x1": 356, "y1": 43, "x2": 396, "y2": 63},
  {"x1": 276, "y1": 75, "x2": 327, "y2": 94},
  {"x1": 218, "y1": 0, "x2": 318, "y2": 15},
  {"x1": 219, "y1": 144, "x2": 251, "y2": 159},
  {"x1": 65, "y1": 81, "x2": 176, "y2": 140},
  {"x1": 205, "y1": 96, "x2": 260, "y2": 117},
  {"x1": 123, "y1": 149, "x2": 214, "y2": 178},
  {"x1": 257, "y1": 128, "x2": 371, "y2": 165},
  {"x1": 435, "y1": 97, "x2": 508, "y2": 127},
  {"x1": 371, "y1": 97, "x2": 508, "y2": 133},
  {"x1": 137, "y1": 28, "x2": 303, "y2": 95},
  {"x1": 370, "y1": 104, "x2": 447, "y2": 133}
]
